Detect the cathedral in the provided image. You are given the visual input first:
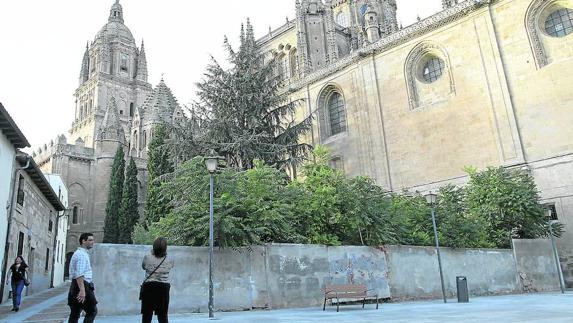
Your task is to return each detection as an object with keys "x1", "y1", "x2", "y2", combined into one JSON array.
[
  {"x1": 34, "y1": 1, "x2": 183, "y2": 256},
  {"x1": 32, "y1": 0, "x2": 573, "y2": 286},
  {"x1": 259, "y1": 0, "x2": 573, "y2": 286}
]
